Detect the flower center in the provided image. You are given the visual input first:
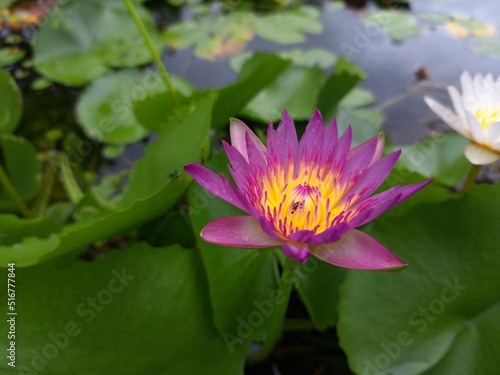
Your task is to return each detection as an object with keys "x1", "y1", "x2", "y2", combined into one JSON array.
[
  {"x1": 474, "y1": 105, "x2": 500, "y2": 130},
  {"x1": 253, "y1": 164, "x2": 348, "y2": 238}
]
